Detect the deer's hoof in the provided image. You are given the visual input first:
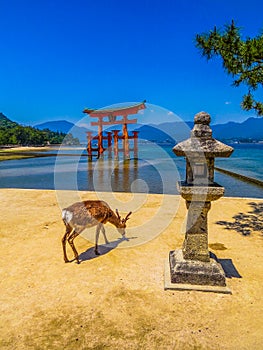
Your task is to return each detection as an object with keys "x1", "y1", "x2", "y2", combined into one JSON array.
[{"x1": 95, "y1": 250, "x2": 100, "y2": 256}]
